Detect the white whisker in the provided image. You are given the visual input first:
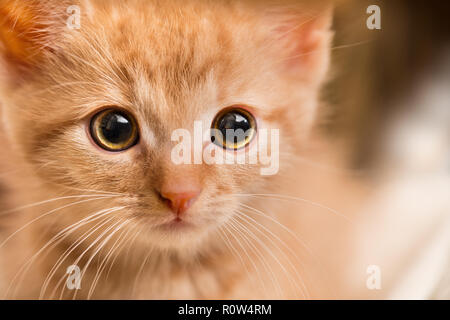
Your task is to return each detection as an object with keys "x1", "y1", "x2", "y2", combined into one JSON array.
[
  {"x1": 221, "y1": 221, "x2": 269, "y2": 299},
  {"x1": 74, "y1": 218, "x2": 132, "y2": 300},
  {"x1": 227, "y1": 218, "x2": 282, "y2": 298},
  {"x1": 40, "y1": 207, "x2": 127, "y2": 299},
  {"x1": 88, "y1": 222, "x2": 138, "y2": 299},
  {"x1": 0, "y1": 196, "x2": 118, "y2": 250},
  {"x1": 235, "y1": 211, "x2": 308, "y2": 298},
  {"x1": 233, "y1": 193, "x2": 353, "y2": 224}
]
